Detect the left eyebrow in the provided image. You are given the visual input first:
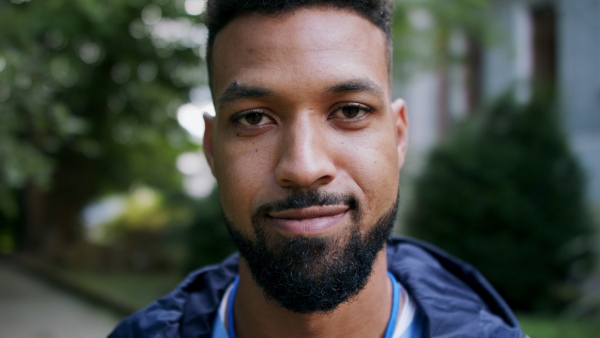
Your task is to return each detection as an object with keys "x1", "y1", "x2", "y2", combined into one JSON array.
[
  {"x1": 217, "y1": 82, "x2": 275, "y2": 108},
  {"x1": 326, "y1": 79, "x2": 384, "y2": 96}
]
